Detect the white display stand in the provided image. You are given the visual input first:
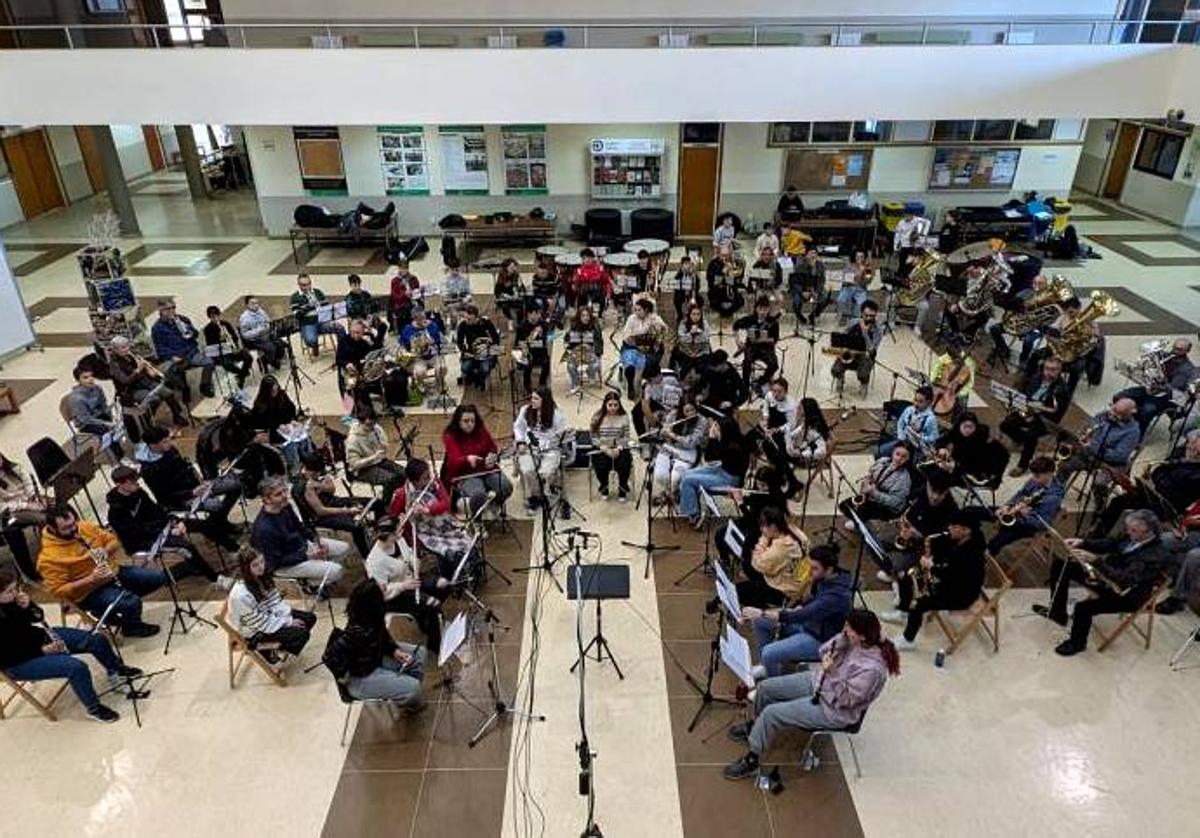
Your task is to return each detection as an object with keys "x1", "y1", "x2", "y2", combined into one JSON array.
[{"x1": 590, "y1": 138, "x2": 666, "y2": 200}]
